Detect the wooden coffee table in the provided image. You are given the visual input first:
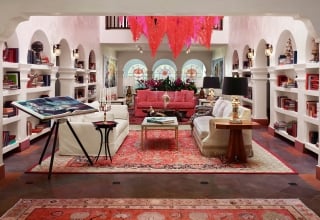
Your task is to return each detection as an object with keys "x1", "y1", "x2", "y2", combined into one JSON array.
[{"x1": 141, "y1": 117, "x2": 179, "y2": 150}]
